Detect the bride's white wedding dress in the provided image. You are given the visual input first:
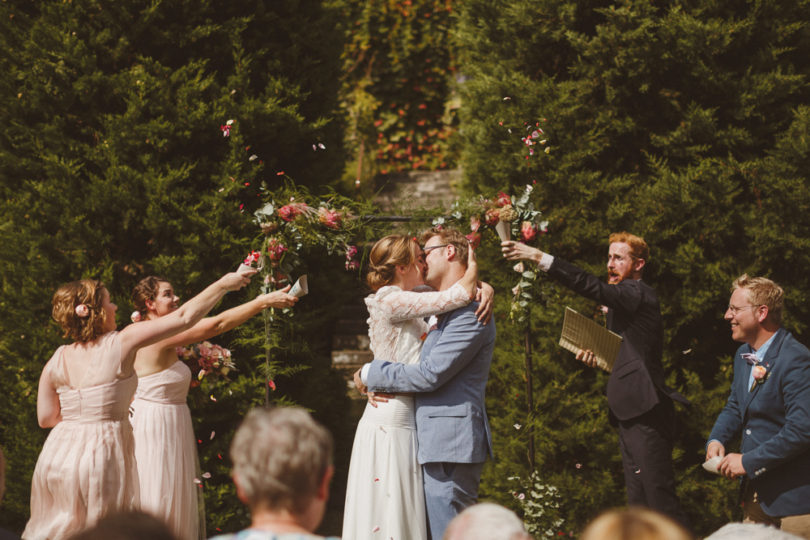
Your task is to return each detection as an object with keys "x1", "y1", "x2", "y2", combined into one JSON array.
[{"x1": 342, "y1": 282, "x2": 470, "y2": 540}]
